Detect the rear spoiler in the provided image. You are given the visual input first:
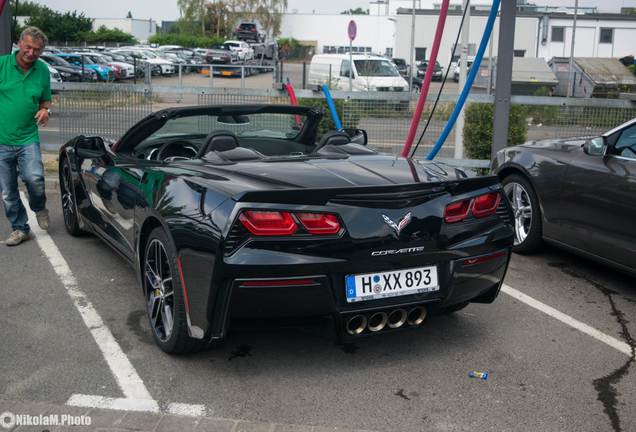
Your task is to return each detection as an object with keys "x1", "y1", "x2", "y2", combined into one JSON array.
[{"x1": 232, "y1": 175, "x2": 500, "y2": 205}]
